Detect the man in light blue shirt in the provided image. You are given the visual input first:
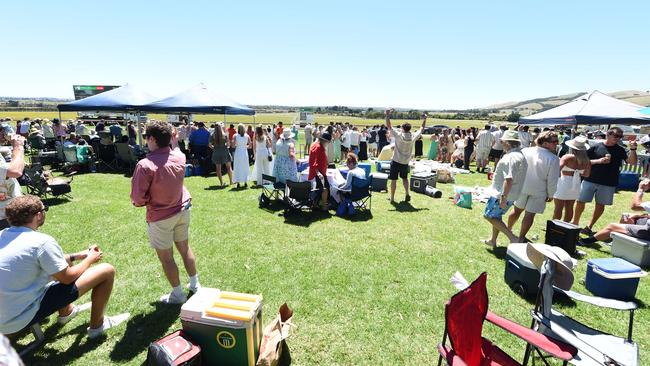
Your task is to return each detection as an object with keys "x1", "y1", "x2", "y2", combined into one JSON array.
[{"x1": 0, "y1": 196, "x2": 128, "y2": 338}]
